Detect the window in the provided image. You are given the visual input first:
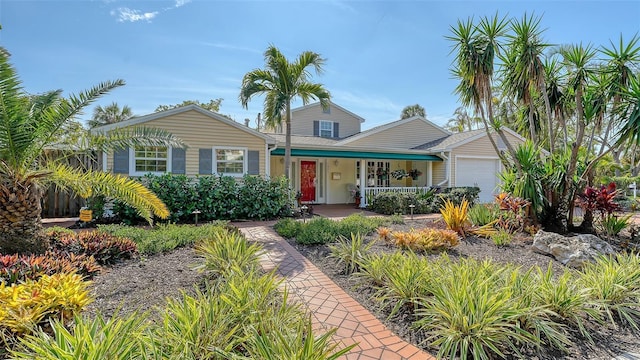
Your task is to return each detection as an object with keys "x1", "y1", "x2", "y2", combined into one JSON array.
[
  {"x1": 215, "y1": 147, "x2": 246, "y2": 176},
  {"x1": 134, "y1": 146, "x2": 168, "y2": 174},
  {"x1": 319, "y1": 120, "x2": 333, "y2": 138}
]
